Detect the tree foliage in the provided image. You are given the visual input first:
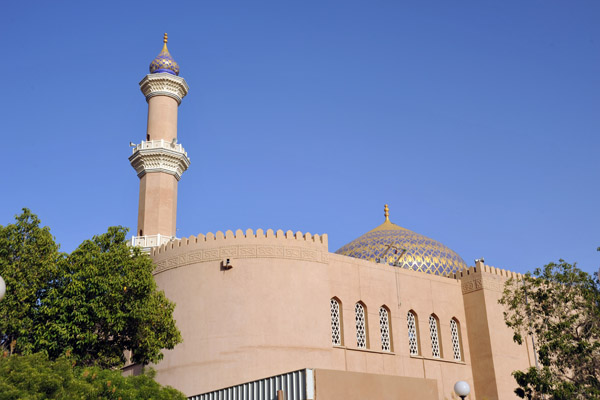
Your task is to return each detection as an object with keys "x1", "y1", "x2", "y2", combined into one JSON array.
[
  {"x1": 0, "y1": 209, "x2": 61, "y2": 356},
  {"x1": 499, "y1": 260, "x2": 600, "y2": 399},
  {"x1": 0, "y1": 209, "x2": 182, "y2": 368},
  {"x1": 0, "y1": 352, "x2": 186, "y2": 400}
]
